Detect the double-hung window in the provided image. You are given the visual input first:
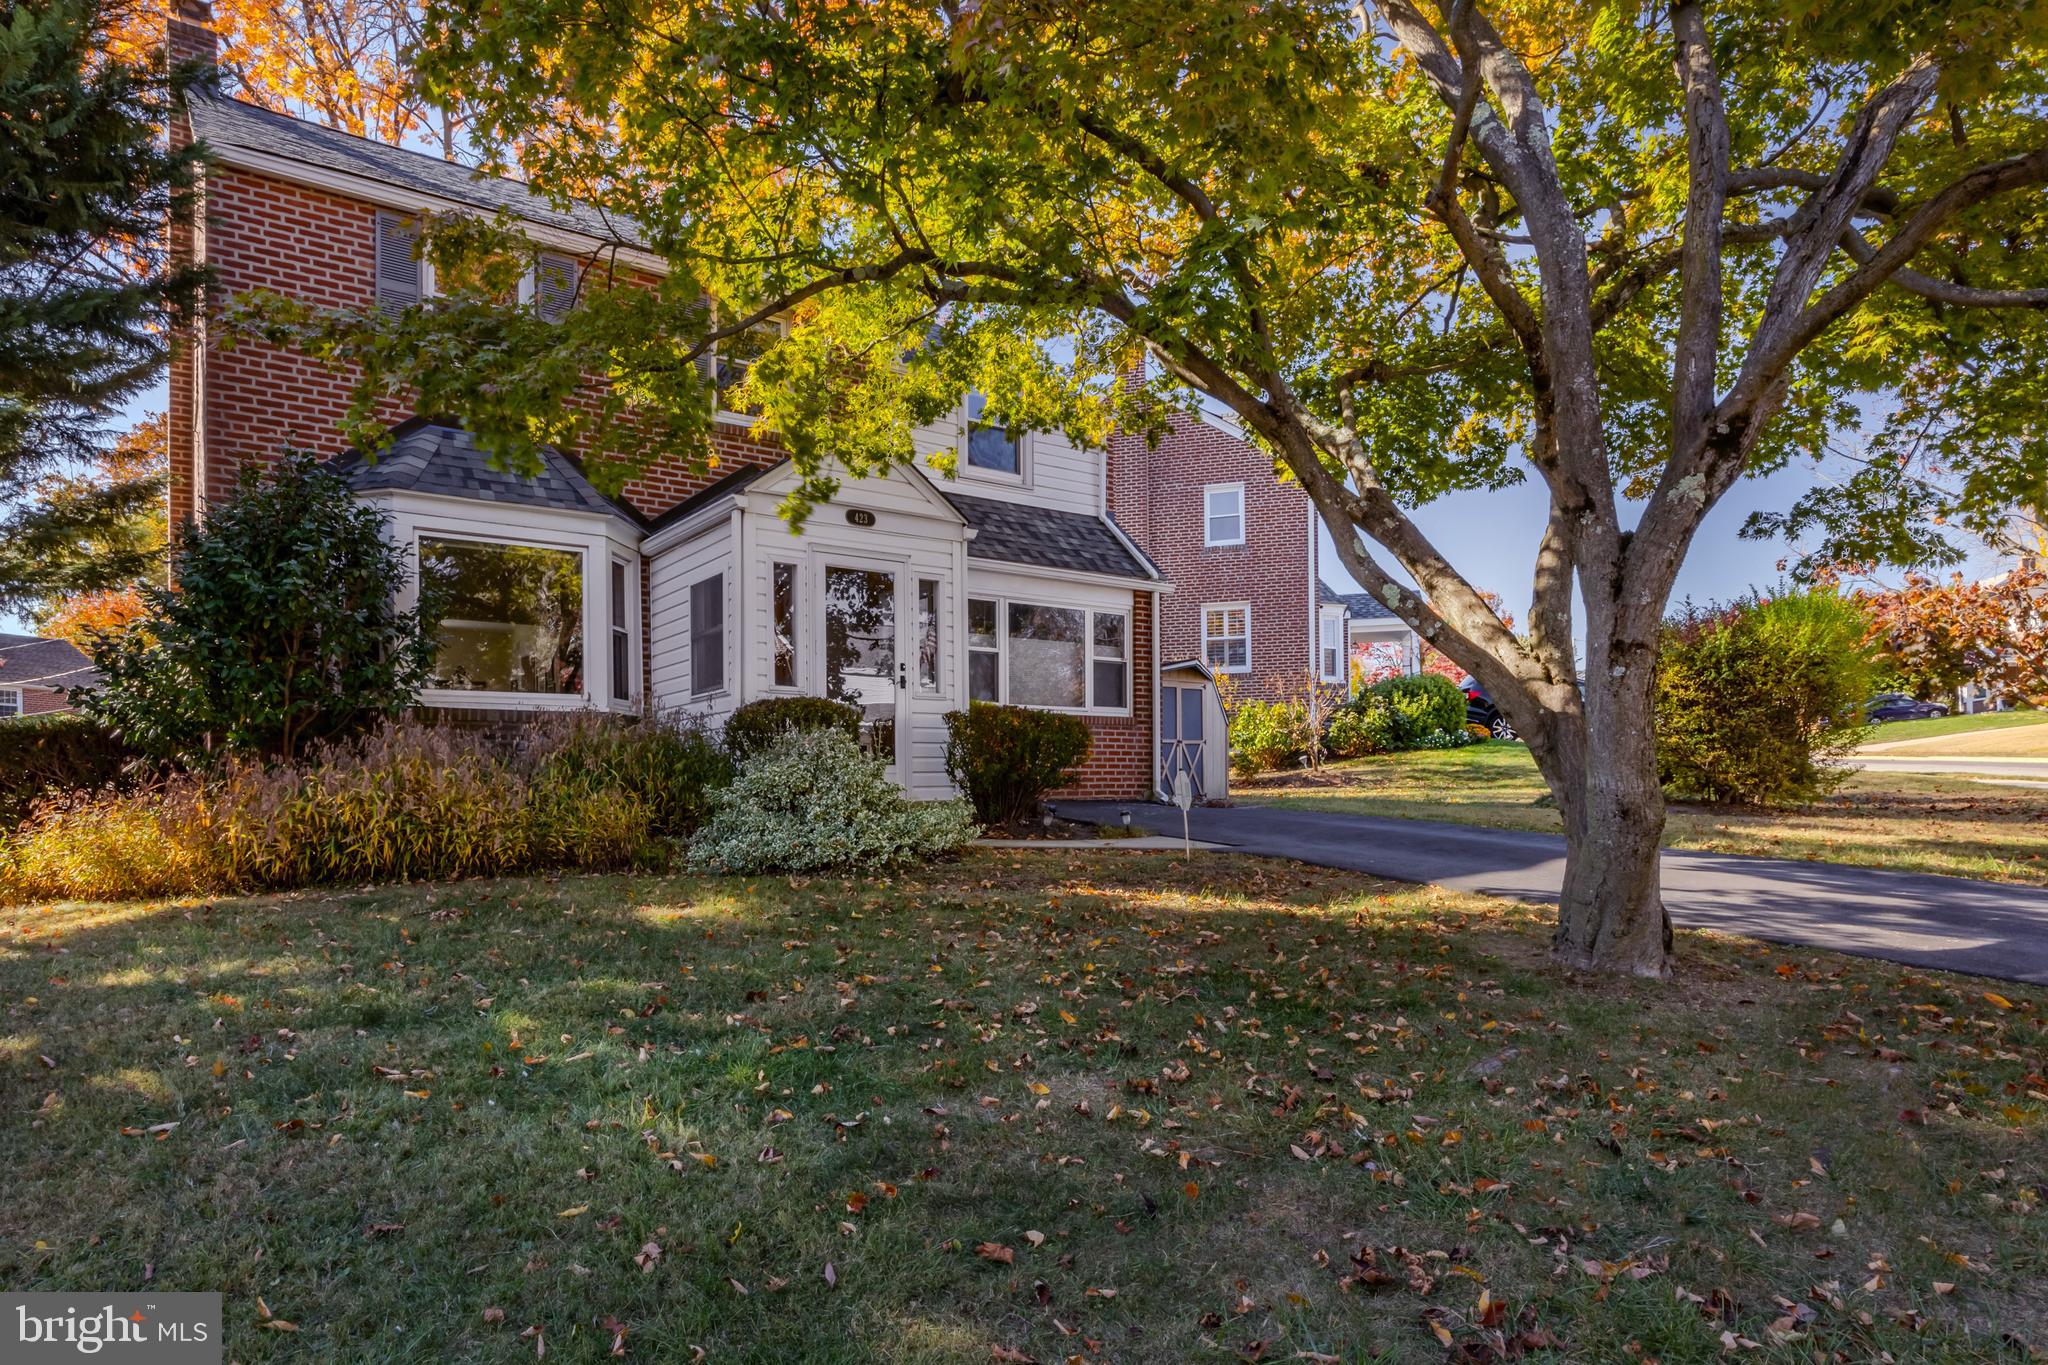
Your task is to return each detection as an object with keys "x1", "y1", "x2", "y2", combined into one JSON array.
[
  {"x1": 1203, "y1": 603, "x2": 1250, "y2": 672},
  {"x1": 0, "y1": 687, "x2": 19, "y2": 719},
  {"x1": 1319, "y1": 607, "x2": 1346, "y2": 683},
  {"x1": 965, "y1": 596, "x2": 1130, "y2": 711},
  {"x1": 1203, "y1": 482, "x2": 1245, "y2": 547},
  {"x1": 690, "y1": 574, "x2": 725, "y2": 695},
  {"x1": 706, "y1": 313, "x2": 784, "y2": 418},
  {"x1": 963, "y1": 390, "x2": 1022, "y2": 477}
]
